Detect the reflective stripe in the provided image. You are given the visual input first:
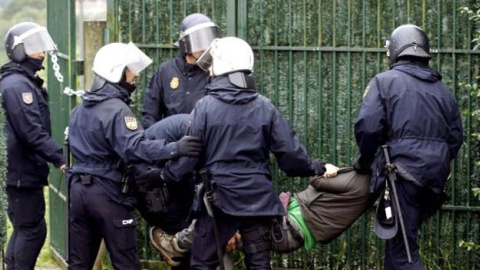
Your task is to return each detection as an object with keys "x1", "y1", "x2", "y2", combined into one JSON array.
[
  {"x1": 13, "y1": 27, "x2": 48, "y2": 48},
  {"x1": 181, "y1": 22, "x2": 217, "y2": 37}
]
